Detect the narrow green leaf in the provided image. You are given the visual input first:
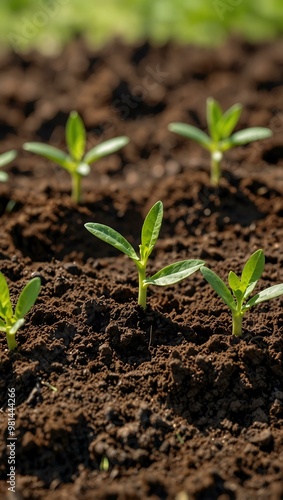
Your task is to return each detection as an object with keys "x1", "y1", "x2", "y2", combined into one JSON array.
[
  {"x1": 201, "y1": 267, "x2": 236, "y2": 310},
  {"x1": 0, "y1": 150, "x2": 17, "y2": 168},
  {"x1": 144, "y1": 260, "x2": 205, "y2": 287},
  {"x1": 228, "y1": 270, "x2": 242, "y2": 292},
  {"x1": 241, "y1": 249, "x2": 265, "y2": 288},
  {"x1": 141, "y1": 201, "x2": 163, "y2": 258},
  {"x1": 14, "y1": 277, "x2": 41, "y2": 320},
  {"x1": 66, "y1": 111, "x2": 86, "y2": 162},
  {"x1": 168, "y1": 123, "x2": 211, "y2": 149},
  {"x1": 0, "y1": 317, "x2": 6, "y2": 330},
  {"x1": 85, "y1": 223, "x2": 139, "y2": 261},
  {"x1": 245, "y1": 284, "x2": 283, "y2": 309},
  {"x1": 206, "y1": 98, "x2": 223, "y2": 142},
  {"x1": 243, "y1": 280, "x2": 258, "y2": 300},
  {"x1": 0, "y1": 272, "x2": 13, "y2": 319},
  {"x1": 10, "y1": 318, "x2": 25, "y2": 335},
  {"x1": 219, "y1": 103, "x2": 242, "y2": 138},
  {"x1": 234, "y1": 289, "x2": 243, "y2": 305},
  {"x1": 228, "y1": 127, "x2": 272, "y2": 146},
  {"x1": 84, "y1": 136, "x2": 129, "y2": 164},
  {"x1": 23, "y1": 143, "x2": 72, "y2": 170}
]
